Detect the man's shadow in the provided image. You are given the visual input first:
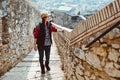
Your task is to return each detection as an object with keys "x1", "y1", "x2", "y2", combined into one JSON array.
[{"x1": 40, "y1": 71, "x2": 52, "y2": 80}]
